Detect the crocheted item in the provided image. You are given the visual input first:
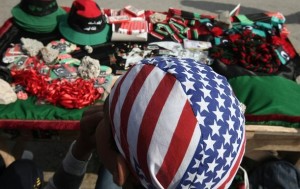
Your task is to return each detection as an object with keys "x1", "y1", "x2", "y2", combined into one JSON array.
[
  {"x1": 0, "y1": 79, "x2": 17, "y2": 105},
  {"x1": 210, "y1": 30, "x2": 283, "y2": 73},
  {"x1": 20, "y1": 37, "x2": 44, "y2": 57},
  {"x1": 0, "y1": 66, "x2": 13, "y2": 83},
  {"x1": 40, "y1": 47, "x2": 59, "y2": 64},
  {"x1": 78, "y1": 56, "x2": 101, "y2": 79},
  {"x1": 84, "y1": 45, "x2": 93, "y2": 54}
]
